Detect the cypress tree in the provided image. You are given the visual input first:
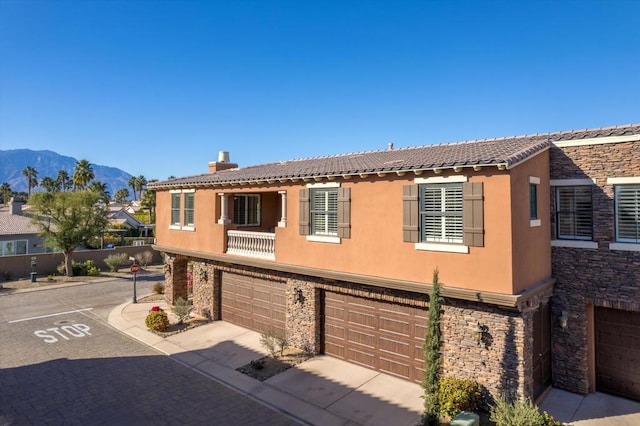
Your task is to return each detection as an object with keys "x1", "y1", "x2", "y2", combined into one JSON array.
[{"x1": 422, "y1": 269, "x2": 442, "y2": 425}]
